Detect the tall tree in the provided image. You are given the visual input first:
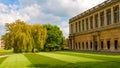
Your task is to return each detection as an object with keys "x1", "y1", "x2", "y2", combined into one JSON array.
[
  {"x1": 2, "y1": 20, "x2": 47, "y2": 53},
  {"x1": 44, "y1": 24, "x2": 65, "y2": 51}
]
